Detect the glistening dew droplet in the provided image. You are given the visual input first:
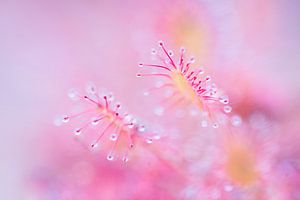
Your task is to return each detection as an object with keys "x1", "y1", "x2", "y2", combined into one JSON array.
[
  {"x1": 68, "y1": 89, "x2": 79, "y2": 100},
  {"x1": 106, "y1": 154, "x2": 114, "y2": 161},
  {"x1": 212, "y1": 122, "x2": 219, "y2": 129},
  {"x1": 91, "y1": 143, "x2": 98, "y2": 148},
  {"x1": 223, "y1": 105, "x2": 232, "y2": 113},
  {"x1": 138, "y1": 125, "x2": 146, "y2": 133},
  {"x1": 73, "y1": 128, "x2": 82, "y2": 136},
  {"x1": 62, "y1": 115, "x2": 70, "y2": 123},
  {"x1": 110, "y1": 134, "x2": 118, "y2": 141},
  {"x1": 146, "y1": 138, "x2": 153, "y2": 144},
  {"x1": 231, "y1": 115, "x2": 242, "y2": 126},
  {"x1": 86, "y1": 82, "x2": 97, "y2": 95},
  {"x1": 122, "y1": 156, "x2": 129, "y2": 162}
]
